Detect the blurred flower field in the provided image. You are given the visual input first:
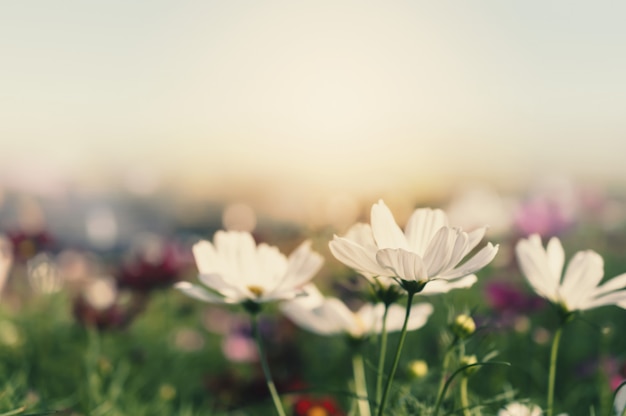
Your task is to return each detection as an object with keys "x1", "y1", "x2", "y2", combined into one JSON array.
[{"x1": 1, "y1": 178, "x2": 626, "y2": 416}]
